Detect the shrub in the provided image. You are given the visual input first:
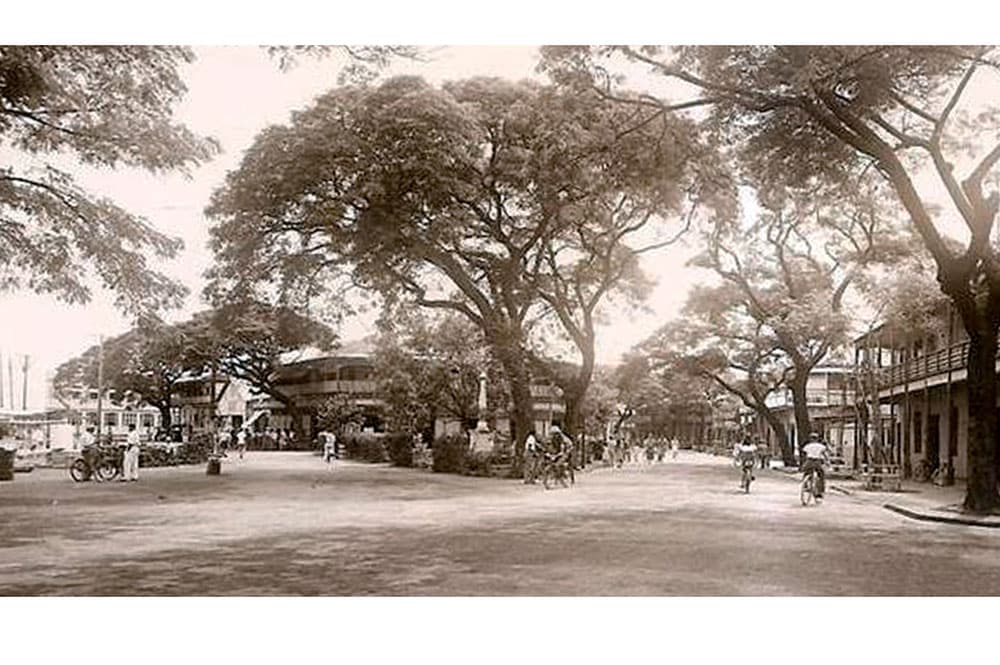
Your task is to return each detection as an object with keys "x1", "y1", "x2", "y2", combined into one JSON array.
[
  {"x1": 385, "y1": 432, "x2": 414, "y2": 467},
  {"x1": 342, "y1": 433, "x2": 388, "y2": 463},
  {"x1": 463, "y1": 450, "x2": 493, "y2": 477},
  {"x1": 432, "y1": 433, "x2": 469, "y2": 474}
]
